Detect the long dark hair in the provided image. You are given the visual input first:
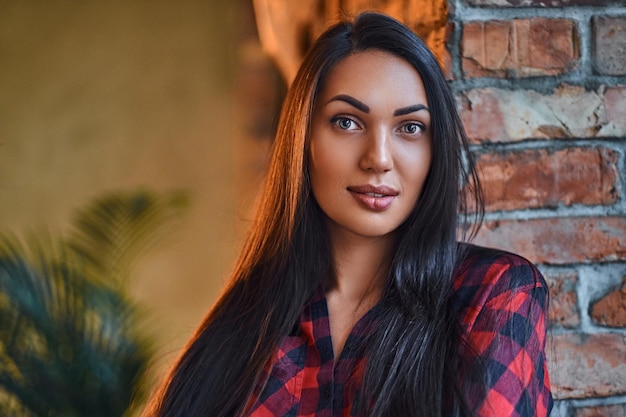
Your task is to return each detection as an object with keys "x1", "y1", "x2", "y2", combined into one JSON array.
[{"x1": 142, "y1": 12, "x2": 483, "y2": 417}]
